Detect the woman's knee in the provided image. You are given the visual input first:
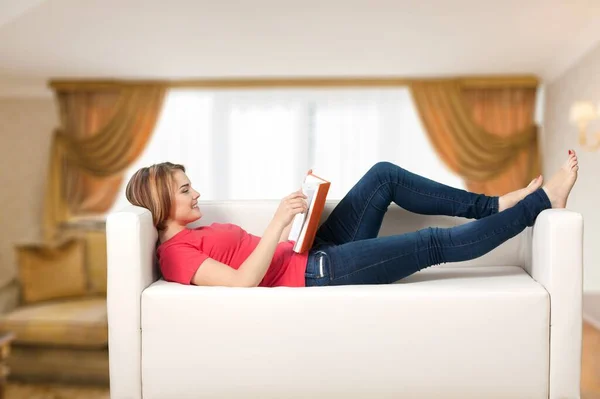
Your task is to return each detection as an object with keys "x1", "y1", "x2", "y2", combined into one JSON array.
[
  {"x1": 419, "y1": 227, "x2": 448, "y2": 265},
  {"x1": 370, "y1": 161, "x2": 401, "y2": 177}
]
